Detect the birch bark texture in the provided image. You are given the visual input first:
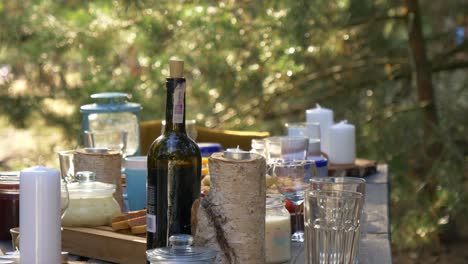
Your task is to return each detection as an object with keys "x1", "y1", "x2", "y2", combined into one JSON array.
[
  {"x1": 74, "y1": 149, "x2": 123, "y2": 210},
  {"x1": 194, "y1": 152, "x2": 266, "y2": 264}
]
